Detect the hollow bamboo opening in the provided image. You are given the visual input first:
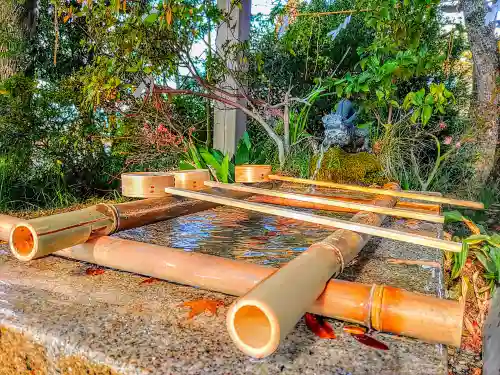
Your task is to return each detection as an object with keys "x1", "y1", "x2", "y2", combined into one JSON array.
[
  {"x1": 228, "y1": 301, "x2": 278, "y2": 358},
  {"x1": 10, "y1": 224, "x2": 37, "y2": 260}
]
